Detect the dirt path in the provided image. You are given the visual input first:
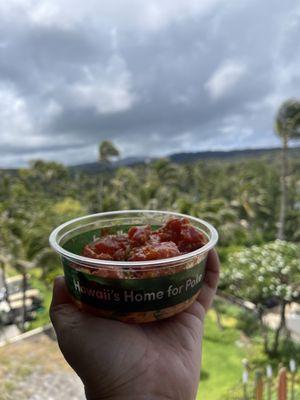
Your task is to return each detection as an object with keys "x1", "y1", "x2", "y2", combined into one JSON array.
[
  {"x1": 0, "y1": 333, "x2": 85, "y2": 400},
  {"x1": 6, "y1": 369, "x2": 85, "y2": 400}
]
